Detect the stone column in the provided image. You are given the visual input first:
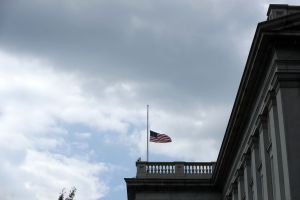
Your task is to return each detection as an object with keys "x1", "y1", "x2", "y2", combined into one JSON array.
[
  {"x1": 257, "y1": 114, "x2": 273, "y2": 200},
  {"x1": 273, "y1": 70, "x2": 300, "y2": 200},
  {"x1": 249, "y1": 135, "x2": 262, "y2": 200},
  {"x1": 242, "y1": 153, "x2": 252, "y2": 200},
  {"x1": 237, "y1": 169, "x2": 245, "y2": 200},
  {"x1": 231, "y1": 183, "x2": 238, "y2": 200},
  {"x1": 266, "y1": 91, "x2": 285, "y2": 200}
]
